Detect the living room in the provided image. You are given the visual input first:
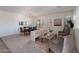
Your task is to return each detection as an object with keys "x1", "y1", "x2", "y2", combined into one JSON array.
[{"x1": 0, "y1": 6, "x2": 78, "y2": 53}]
